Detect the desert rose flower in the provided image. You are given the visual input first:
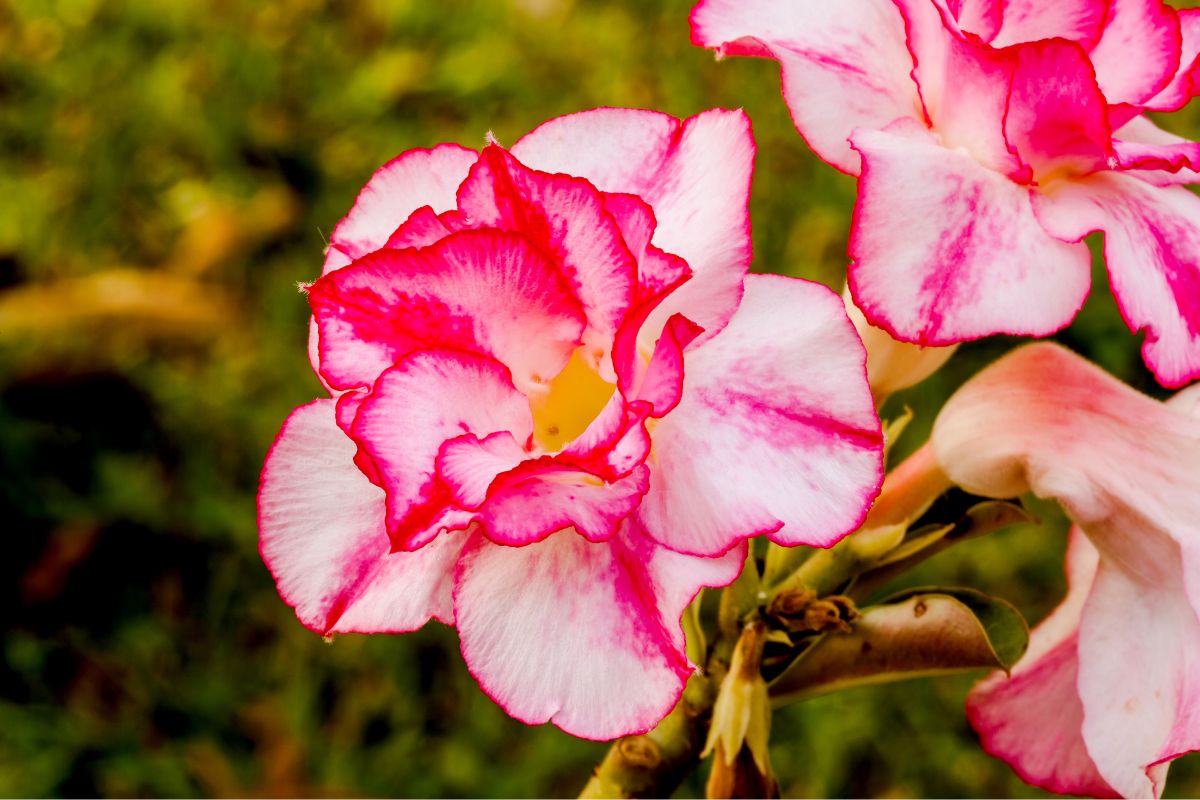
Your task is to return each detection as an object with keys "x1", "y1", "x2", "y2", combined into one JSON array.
[
  {"x1": 692, "y1": 0, "x2": 1200, "y2": 387},
  {"x1": 258, "y1": 108, "x2": 885, "y2": 739},
  {"x1": 930, "y1": 343, "x2": 1200, "y2": 798}
]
